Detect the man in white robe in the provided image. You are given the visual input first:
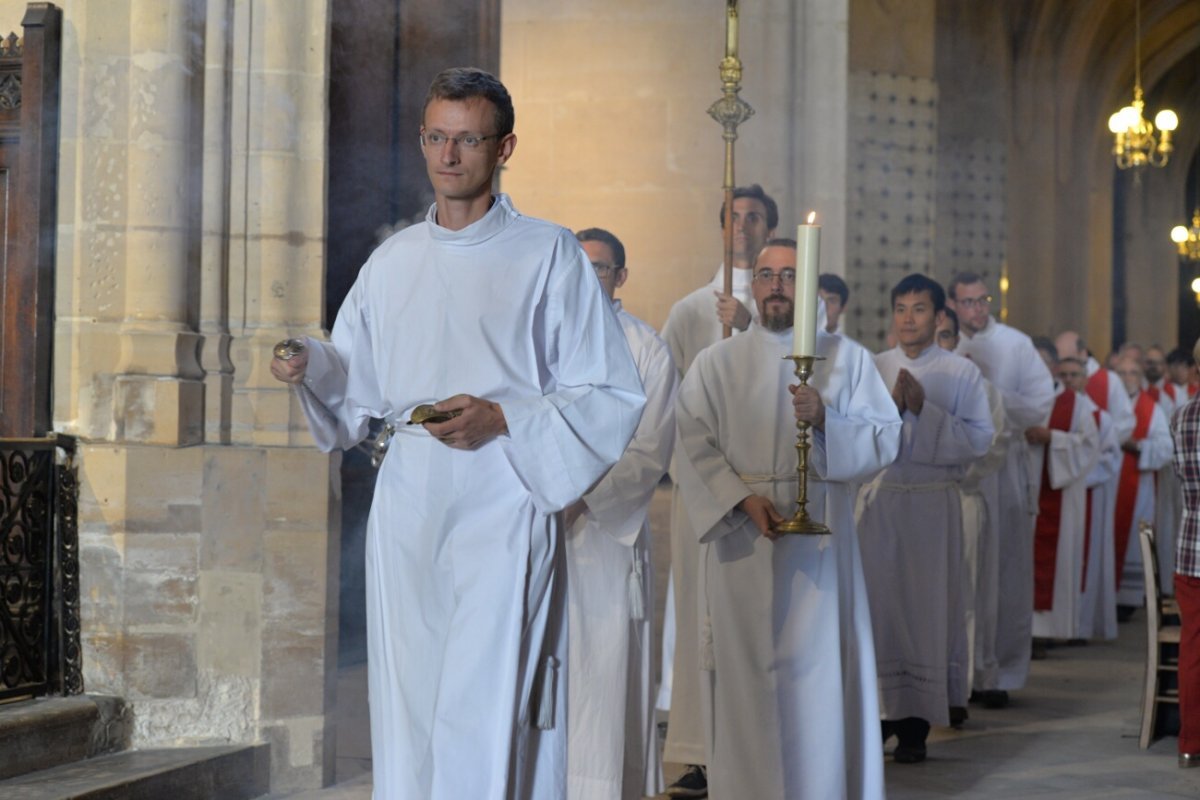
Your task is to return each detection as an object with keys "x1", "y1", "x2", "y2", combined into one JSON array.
[
  {"x1": 1027, "y1": 354, "x2": 1100, "y2": 642},
  {"x1": 565, "y1": 229, "x2": 675, "y2": 800},
  {"x1": 271, "y1": 69, "x2": 645, "y2": 800},
  {"x1": 1147, "y1": 345, "x2": 1184, "y2": 595},
  {"x1": 819, "y1": 272, "x2": 851, "y2": 336},
  {"x1": 660, "y1": 184, "x2": 777, "y2": 797},
  {"x1": 948, "y1": 272, "x2": 1055, "y2": 706},
  {"x1": 937, "y1": 310, "x2": 1006, "y2": 718},
  {"x1": 1056, "y1": 332, "x2": 1135, "y2": 640},
  {"x1": 858, "y1": 274, "x2": 993, "y2": 762},
  {"x1": 675, "y1": 239, "x2": 901, "y2": 798},
  {"x1": 1113, "y1": 355, "x2": 1175, "y2": 608}
]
